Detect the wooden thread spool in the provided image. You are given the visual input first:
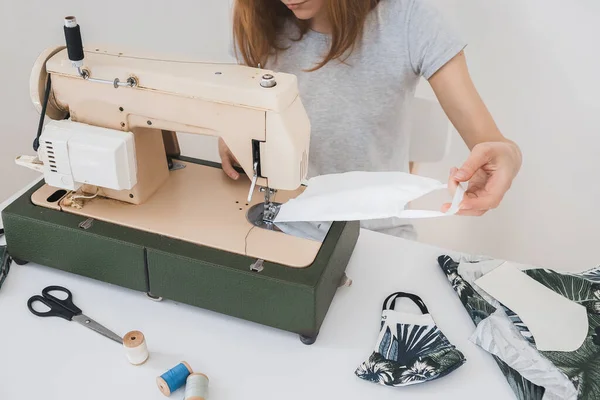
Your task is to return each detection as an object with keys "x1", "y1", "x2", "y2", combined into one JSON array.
[
  {"x1": 157, "y1": 361, "x2": 193, "y2": 396},
  {"x1": 123, "y1": 330, "x2": 149, "y2": 365},
  {"x1": 184, "y1": 373, "x2": 209, "y2": 400}
]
